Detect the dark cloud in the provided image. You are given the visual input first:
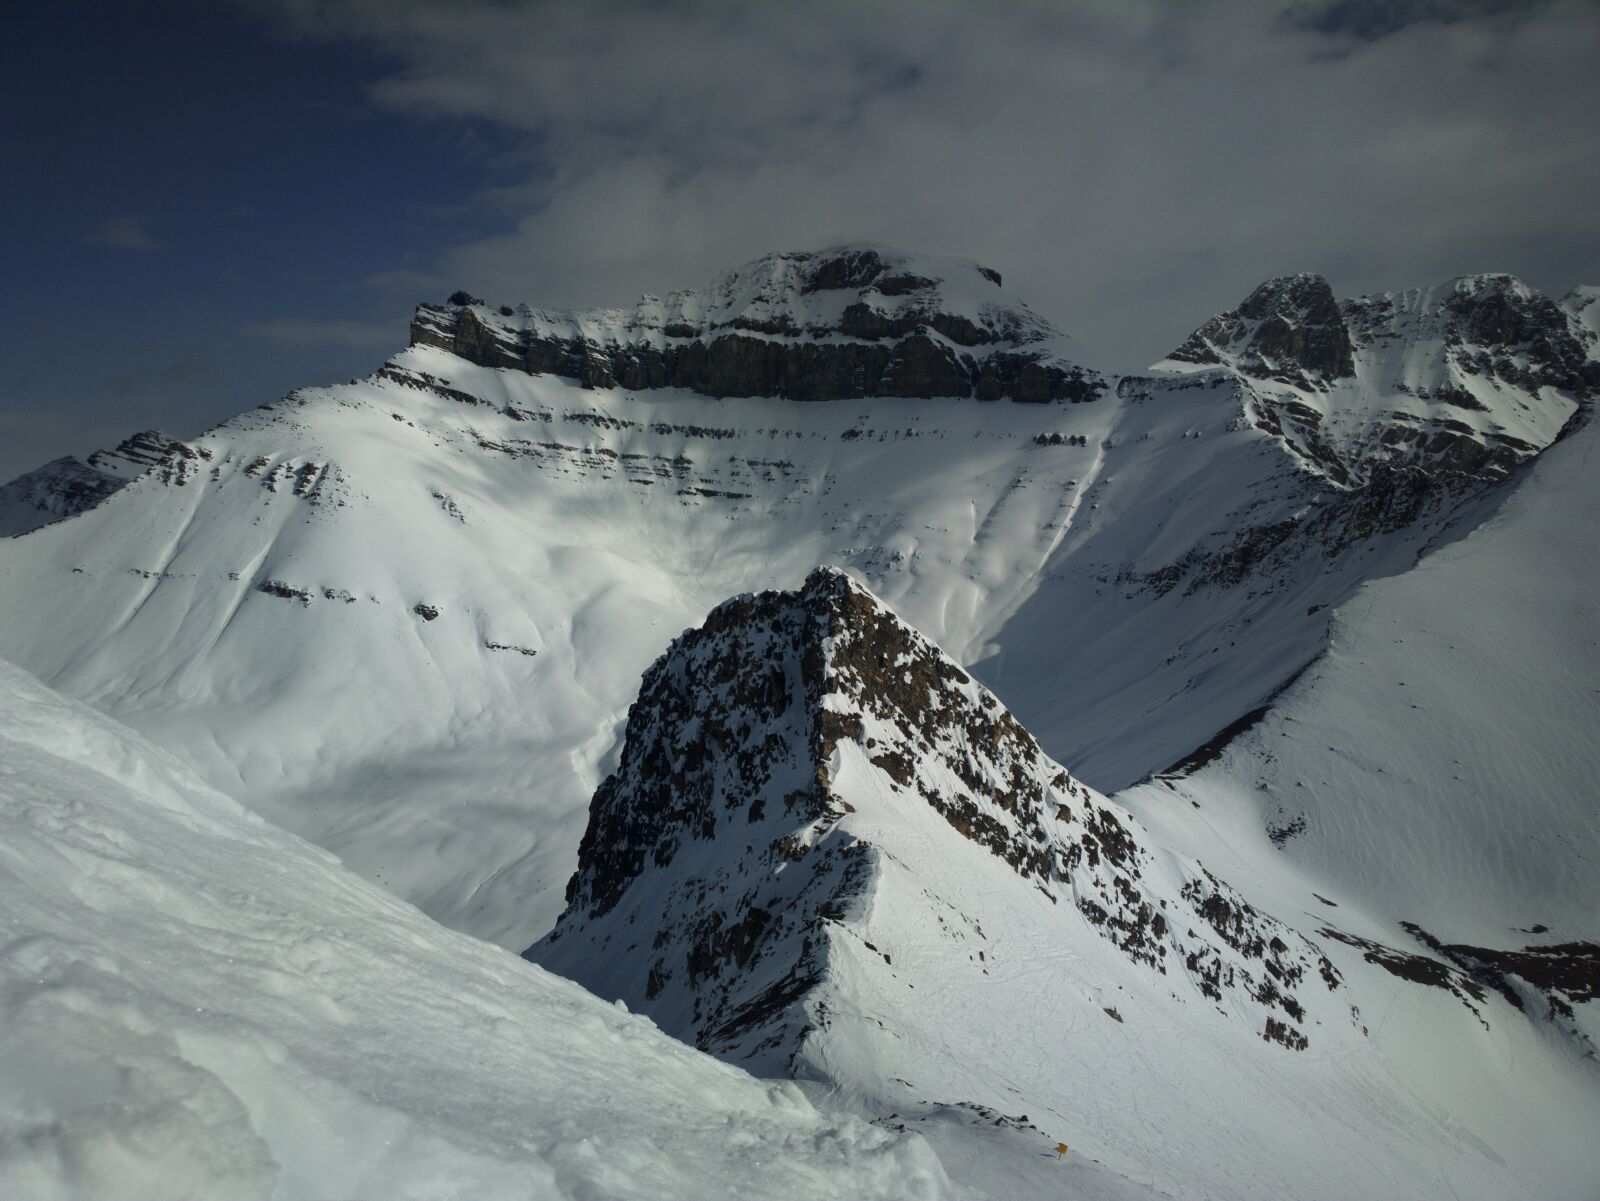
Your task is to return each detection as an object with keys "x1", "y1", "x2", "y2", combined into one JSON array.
[
  {"x1": 1286, "y1": 0, "x2": 1559, "y2": 40},
  {"x1": 161, "y1": 357, "x2": 217, "y2": 385},
  {"x1": 356, "y1": 268, "x2": 447, "y2": 300},
  {"x1": 85, "y1": 214, "x2": 161, "y2": 251}
]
